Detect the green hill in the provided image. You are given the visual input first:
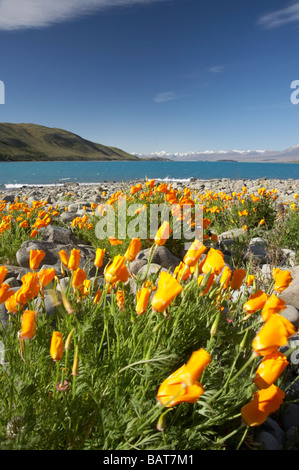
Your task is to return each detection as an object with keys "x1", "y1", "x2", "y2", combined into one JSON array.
[{"x1": 0, "y1": 123, "x2": 139, "y2": 161}]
